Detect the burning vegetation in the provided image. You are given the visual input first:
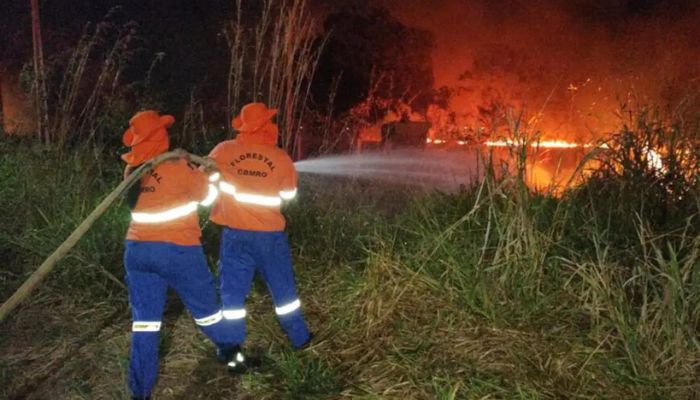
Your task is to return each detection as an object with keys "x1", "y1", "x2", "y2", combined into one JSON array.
[{"x1": 322, "y1": 0, "x2": 700, "y2": 163}]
